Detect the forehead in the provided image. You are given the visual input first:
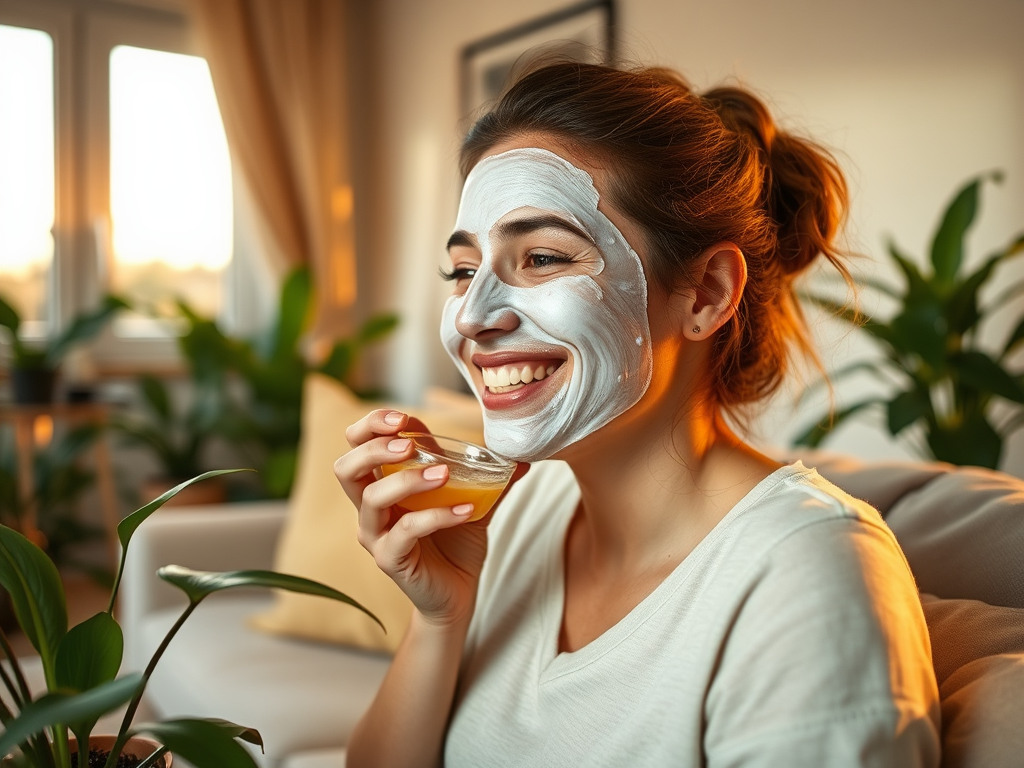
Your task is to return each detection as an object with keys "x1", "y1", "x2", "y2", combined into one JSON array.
[{"x1": 455, "y1": 147, "x2": 603, "y2": 232}]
